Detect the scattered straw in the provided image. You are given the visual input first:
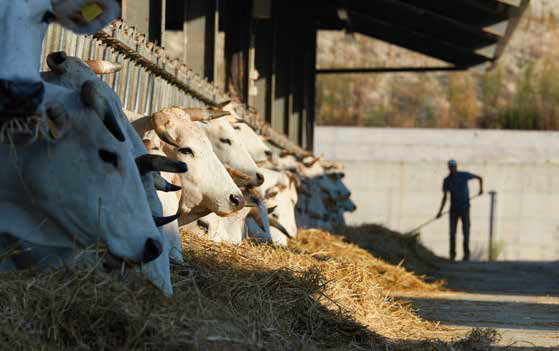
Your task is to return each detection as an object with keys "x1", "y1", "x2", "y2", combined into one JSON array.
[
  {"x1": 335, "y1": 224, "x2": 448, "y2": 275},
  {"x1": 0, "y1": 227, "x2": 498, "y2": 350}
]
